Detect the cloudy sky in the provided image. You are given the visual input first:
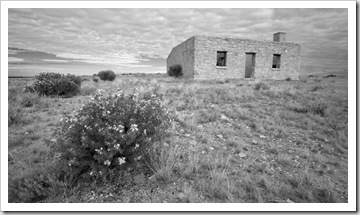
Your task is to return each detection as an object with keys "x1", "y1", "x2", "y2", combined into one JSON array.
[{"x1": 8, "y1": 8, "x2": 348, "y2": 76}]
